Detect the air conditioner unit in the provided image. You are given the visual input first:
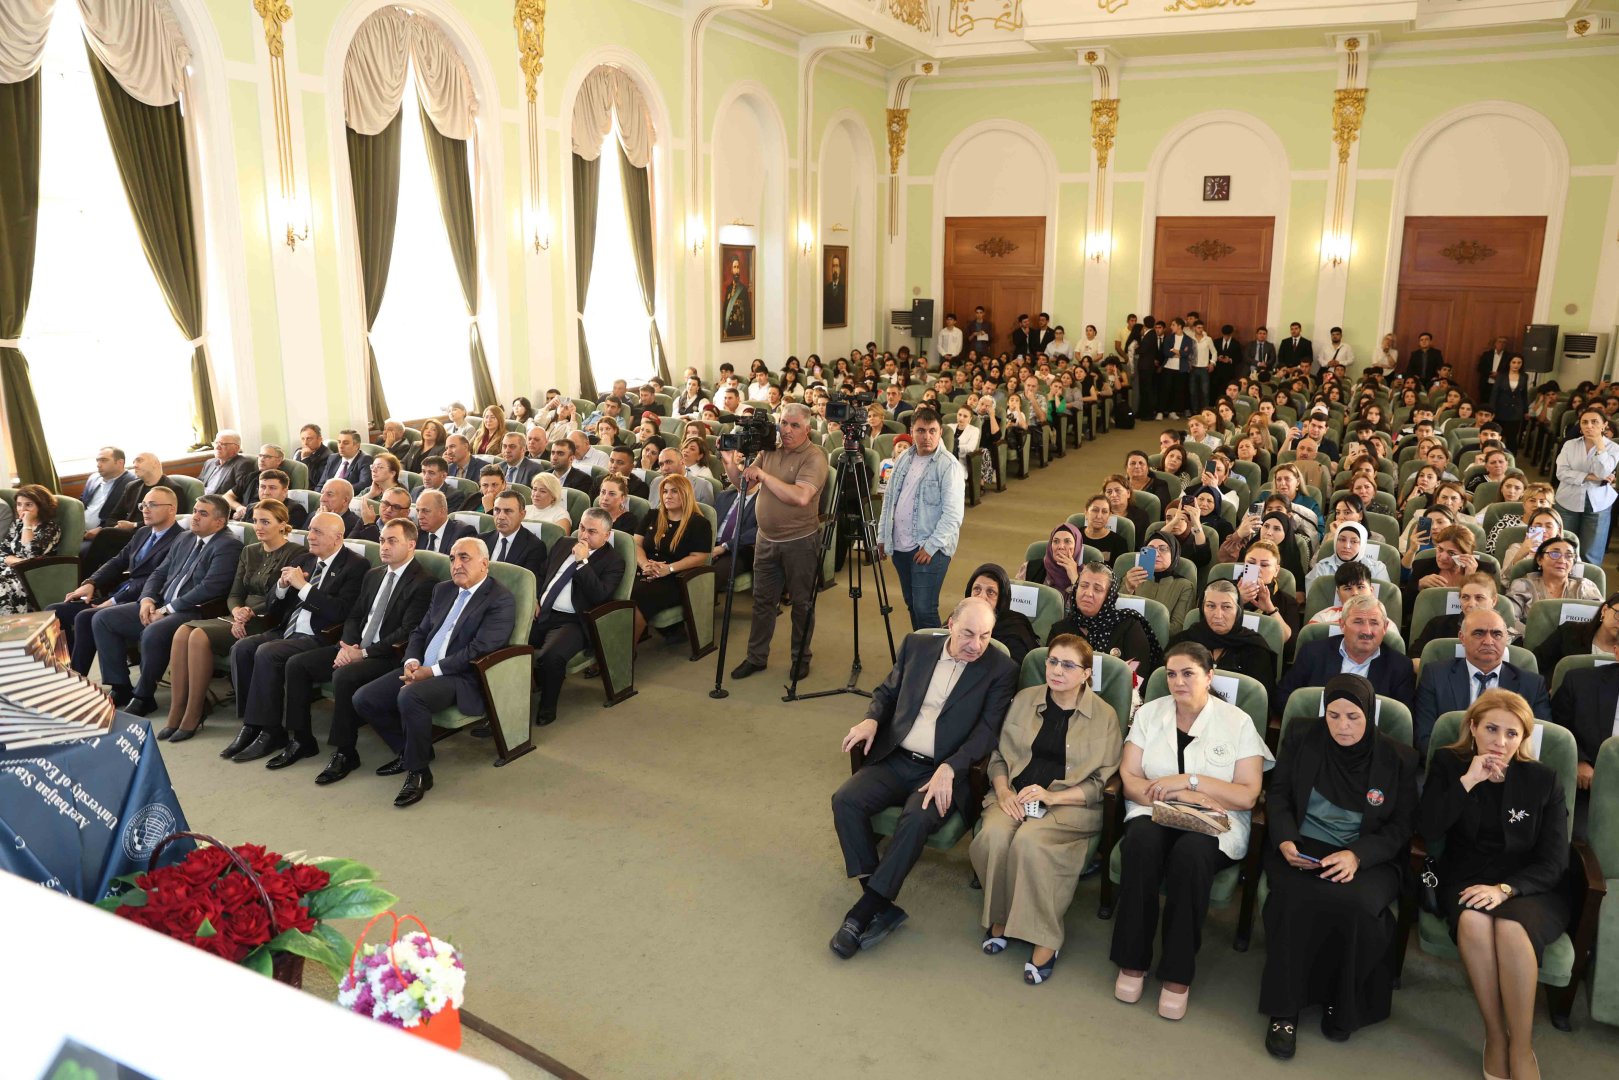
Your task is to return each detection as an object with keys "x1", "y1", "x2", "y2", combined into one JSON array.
[{"x1": 1560, "y1": 330, "x2": 1610, "y2": 386}]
